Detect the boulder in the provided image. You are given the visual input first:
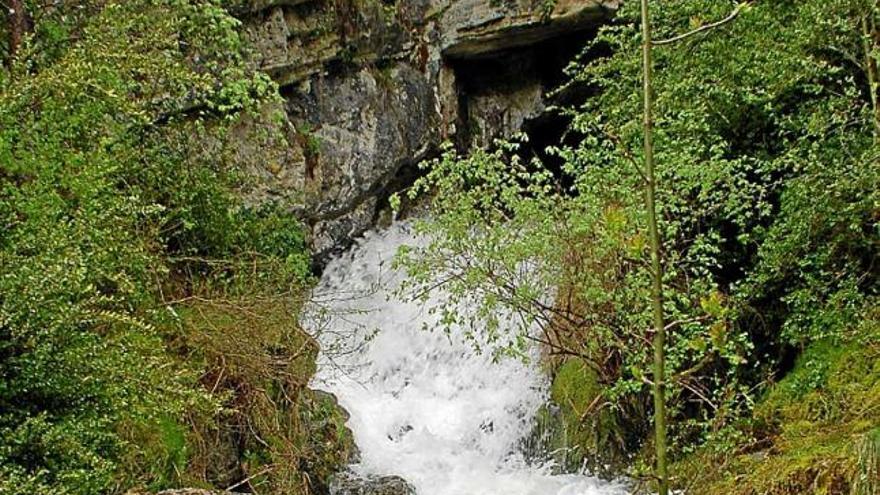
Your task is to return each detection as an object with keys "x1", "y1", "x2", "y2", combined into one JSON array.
[
  {"x1": 330, "y1": 472, "x2": 417, "y2": 495},
  {"x1": 157, "y1": 490, "x2": 243, "y2": 495}
]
